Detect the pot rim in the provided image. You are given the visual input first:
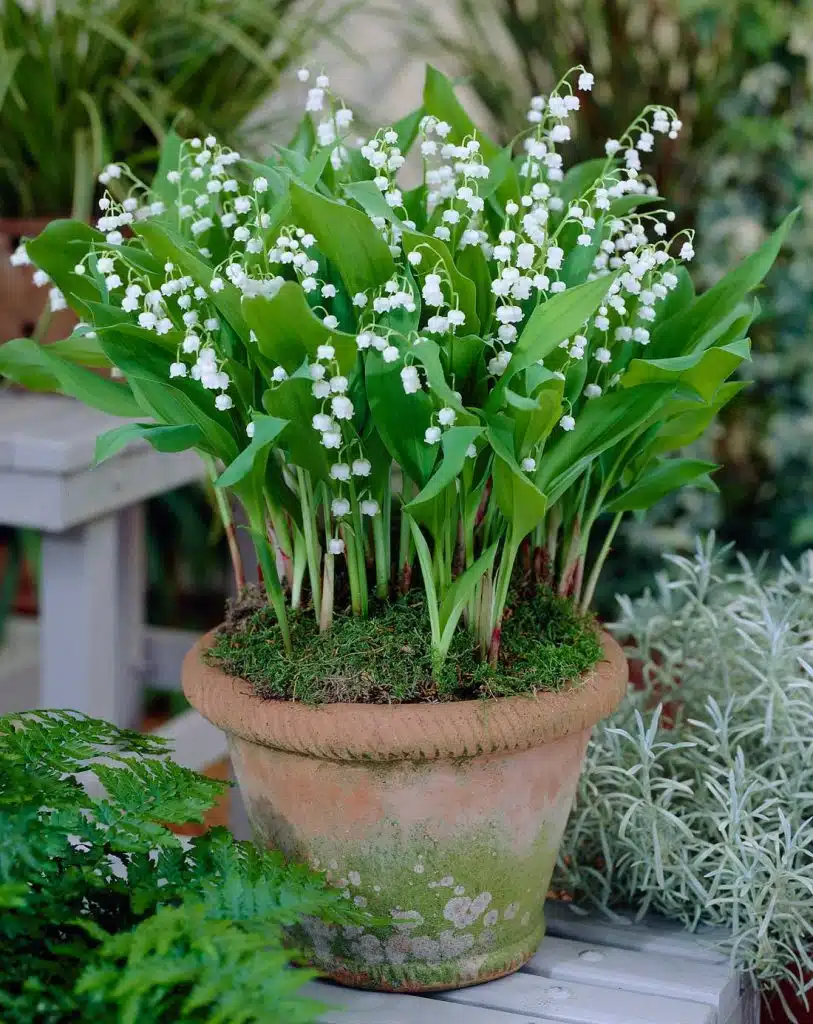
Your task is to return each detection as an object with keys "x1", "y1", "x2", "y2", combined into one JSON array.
[{"x1": 182, "y1": 628, "x2": 628, "y2": 763}]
